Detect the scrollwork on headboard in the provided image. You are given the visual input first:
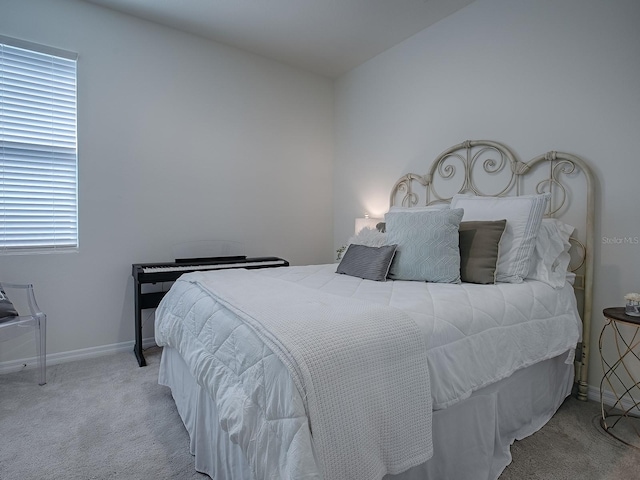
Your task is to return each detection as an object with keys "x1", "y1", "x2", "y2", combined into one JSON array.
[
  {"x1": 390, "y1": 140, "x2": 525, "y2": 206},
  {"x1": 389, "y1": 140, "x2": 595, "y2": 402}
]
